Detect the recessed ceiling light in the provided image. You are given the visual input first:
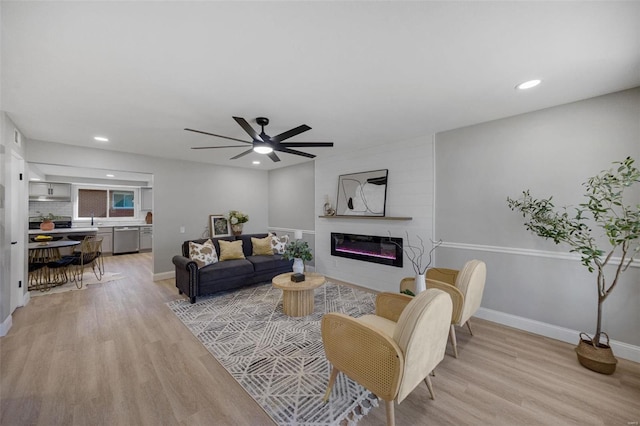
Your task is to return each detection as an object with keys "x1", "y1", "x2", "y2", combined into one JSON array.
[
  {"x1": 30, "y1": 178, "x2": 41, "y2": 181},
  {"x1": 106, "y1": 174, "x2": 115, "y2": 177},
  {"x1": 94, "y1": 136, "x2": 109, "y2": 142},
  {"x1": 252, "y1": 161, "x2": 260, "y2": 165},
  {"x1": 516, "y1": 79, "x2": 541, "y2": 90}
]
